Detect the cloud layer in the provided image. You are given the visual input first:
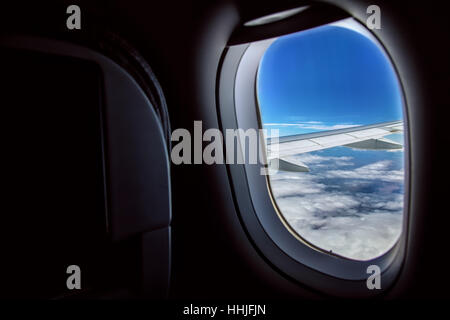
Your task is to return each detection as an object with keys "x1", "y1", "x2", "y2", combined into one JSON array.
[{"x1": 269, "y1": 148, "x2": 404, "y2": 260}]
